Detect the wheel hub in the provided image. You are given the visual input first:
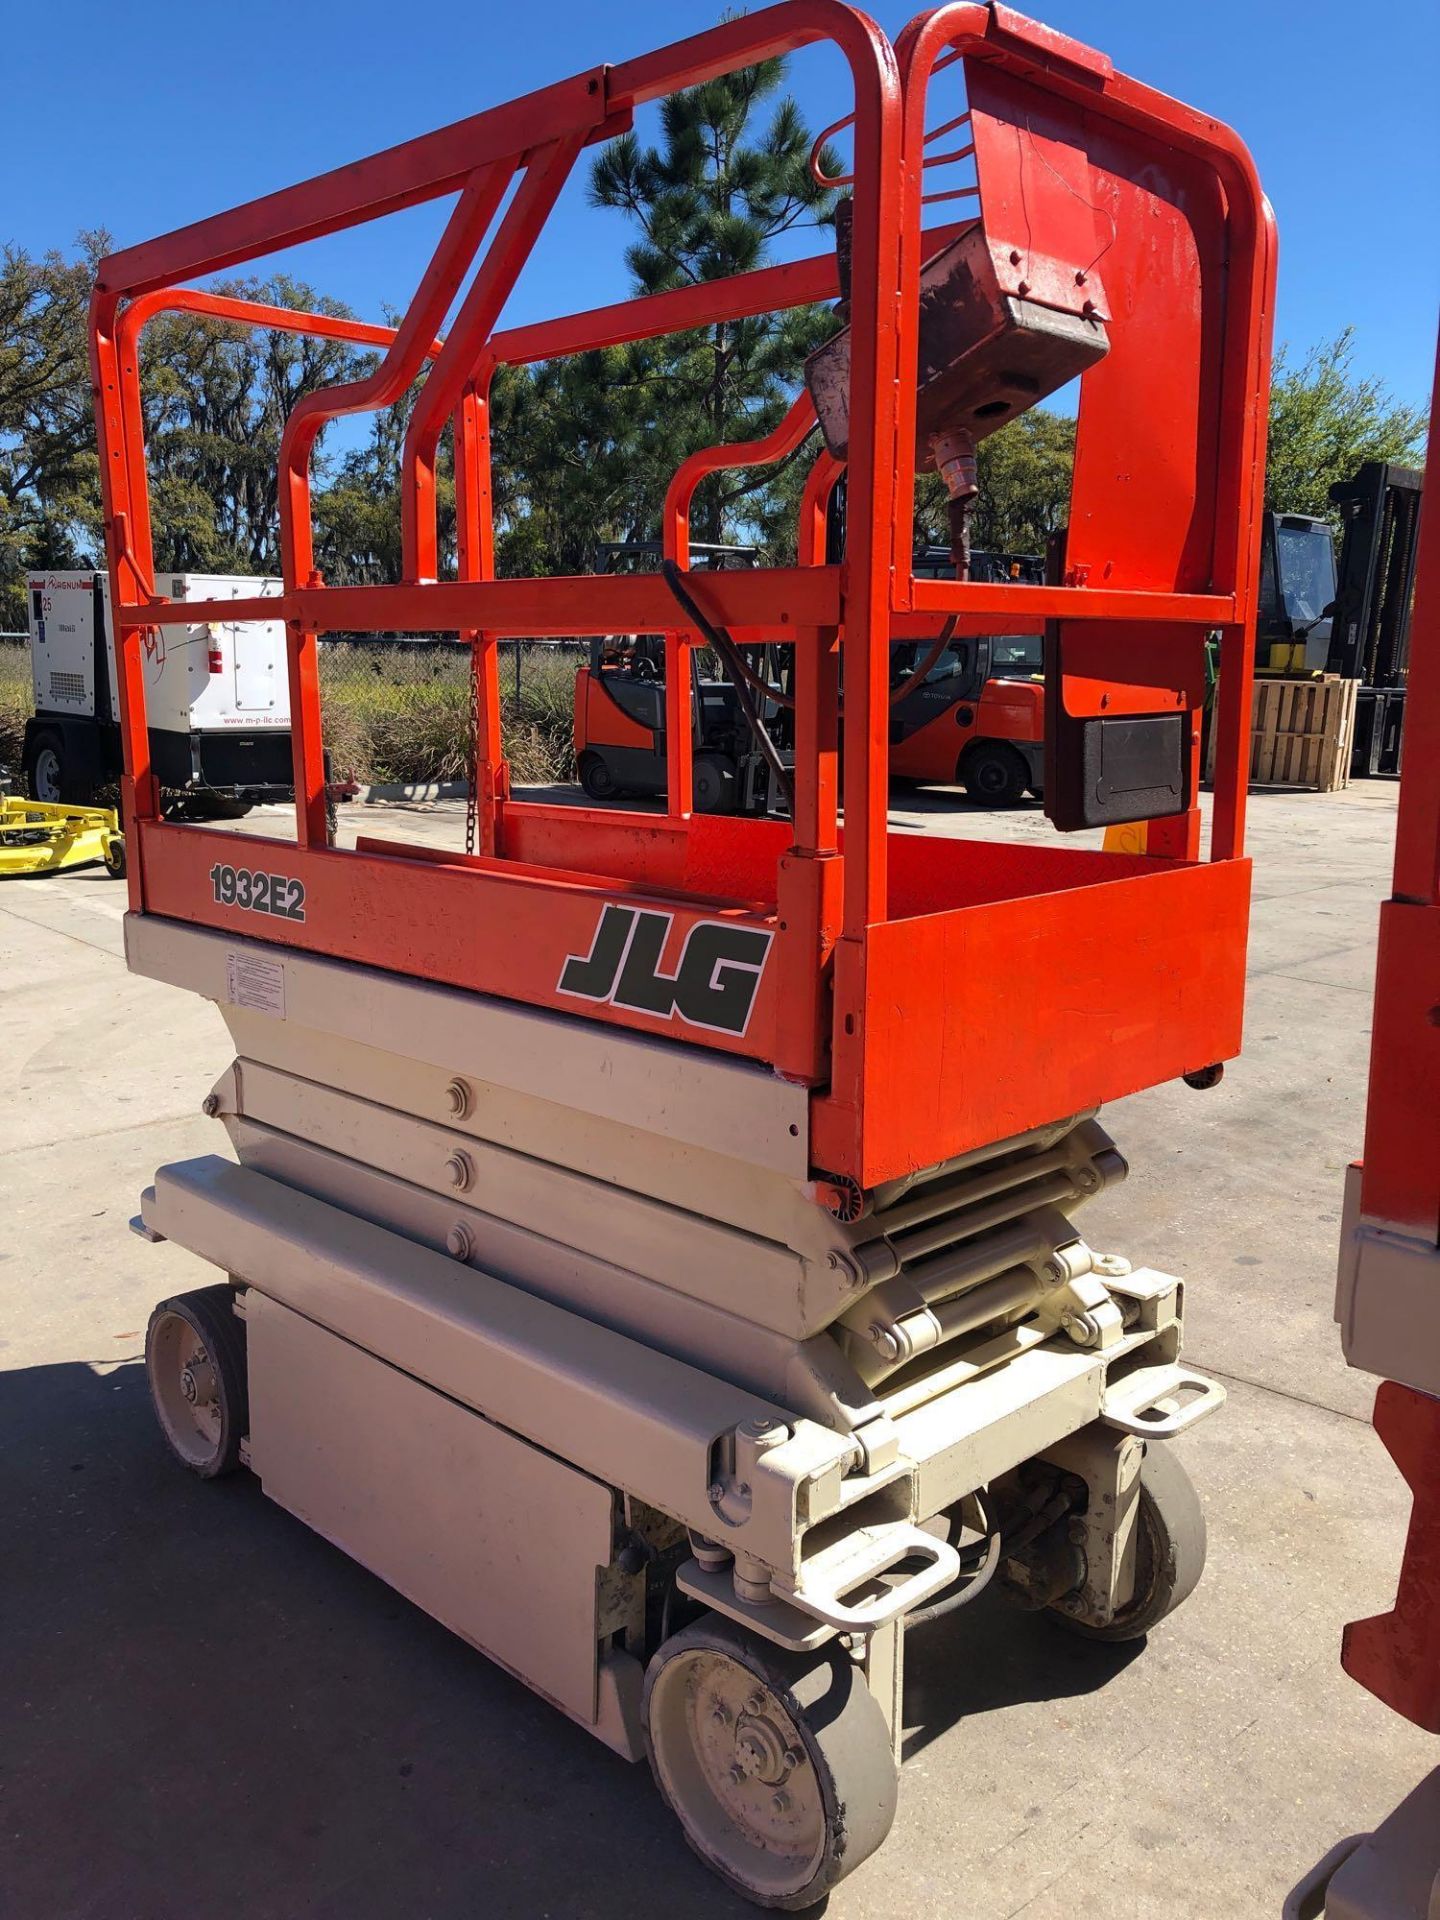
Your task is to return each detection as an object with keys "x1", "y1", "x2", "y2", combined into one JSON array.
[
  {"x1": 732, "y1": 1712, "x2": 791, "y2": 1786},
  {"x1": 147, "y1": 1308, "x2": 228, "y2": 1470},
  {"x1": 179, "y1": 1352, "x2": 215, "y2": 1407},
  {"x1": 680, "y1": 1655, "x2": 822, "y2": 1860},
  {"x1": 35, "y1": 750, "x2": 61, "y2": 803},
  {"x1": 645, "y1": 1627, "x2": 899, "y2": 1905}
]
